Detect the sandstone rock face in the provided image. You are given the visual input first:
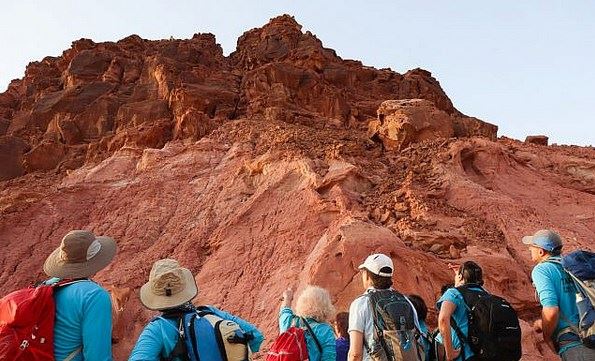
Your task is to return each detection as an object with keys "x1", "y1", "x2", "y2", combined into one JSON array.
[
  {"x1": 0, "y1": 136, "x2": 29, "y2": 180},
  {"x1": 0, "y1": 15, "x2": 459, "y2": 181},
  {"x1": 525, "y1": 135, "x2": 549, "y2": 146},
  {"x1": 0, "y1": 15, "x2": 593, "y2": 361}
]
